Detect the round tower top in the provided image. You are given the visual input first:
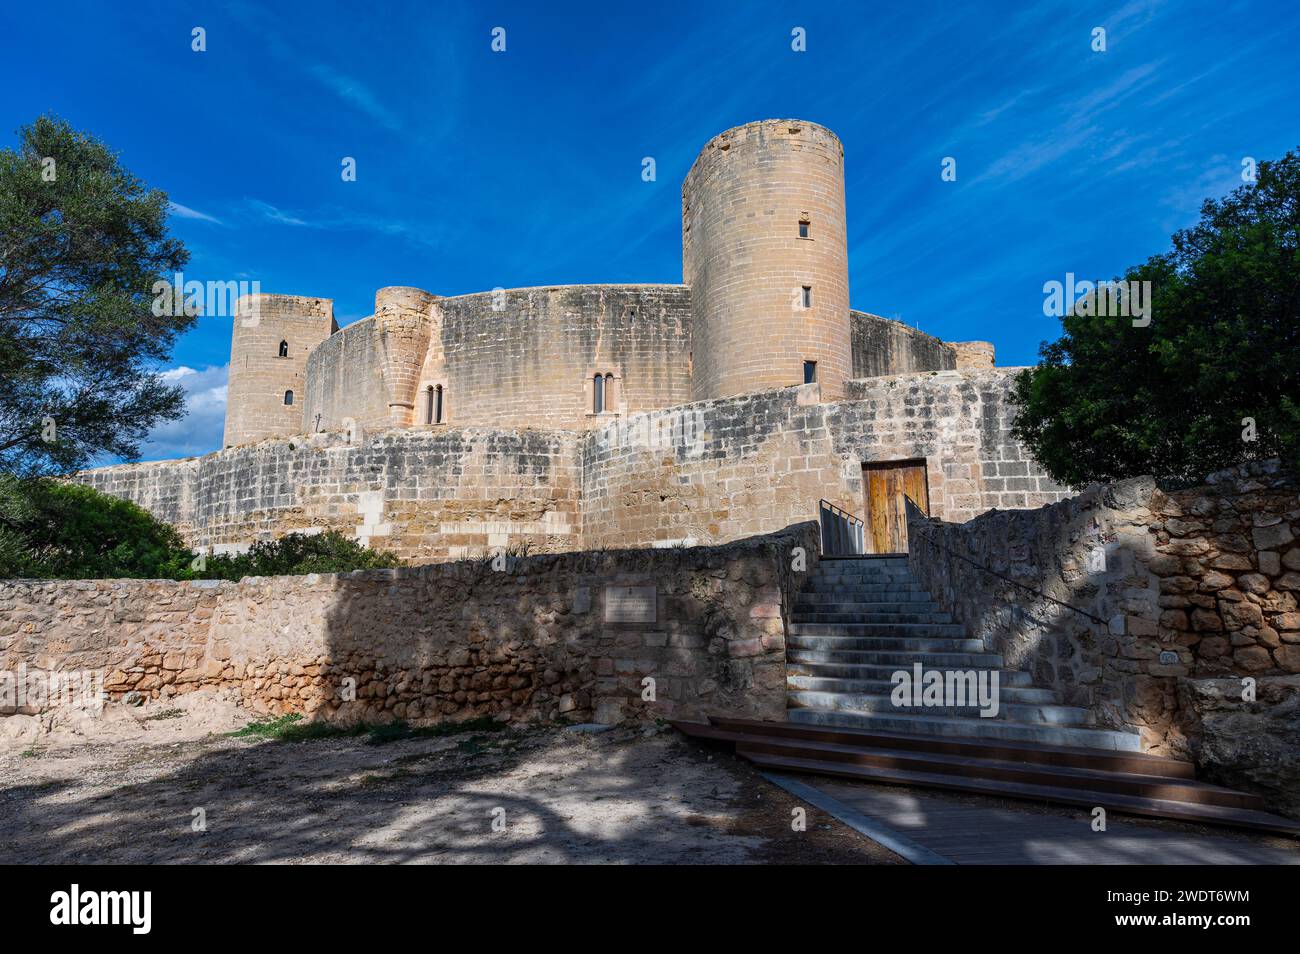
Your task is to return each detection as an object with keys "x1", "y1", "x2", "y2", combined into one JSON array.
[{"x1": 684, "y1": 119, "x2": 843, "y2": 191}]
